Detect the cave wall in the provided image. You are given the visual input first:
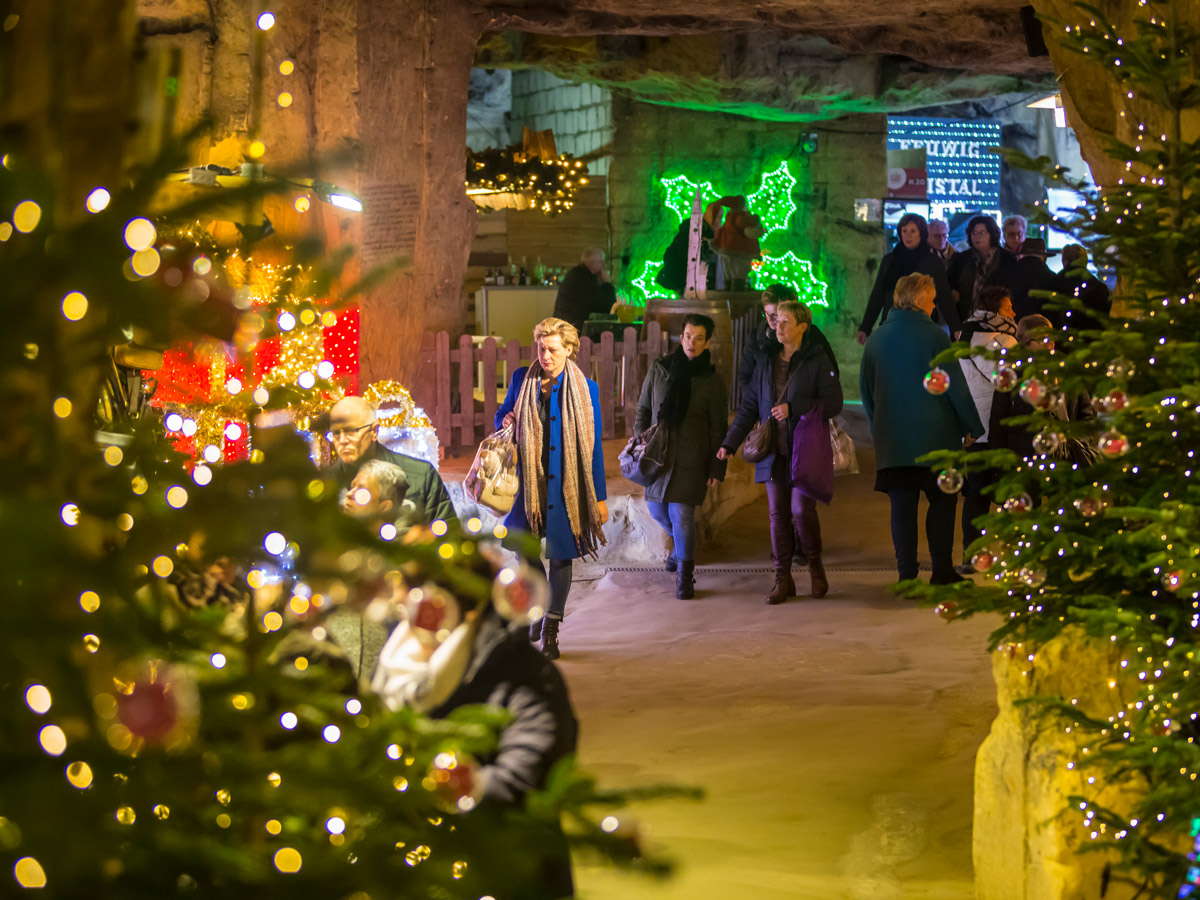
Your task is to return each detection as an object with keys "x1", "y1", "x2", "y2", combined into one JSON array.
[
  {"x1": 509, "y1": 69, "x2": 614, "y2": 176},
  {"x1": 608, "y1": 100, "x2": 885, "y2": 396}
]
